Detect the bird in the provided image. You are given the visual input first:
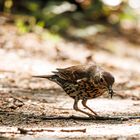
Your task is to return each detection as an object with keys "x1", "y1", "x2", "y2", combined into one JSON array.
[{"x1": 33, "y1": 64, "x2": 115, "y2": 118}]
